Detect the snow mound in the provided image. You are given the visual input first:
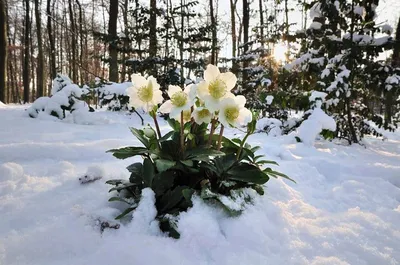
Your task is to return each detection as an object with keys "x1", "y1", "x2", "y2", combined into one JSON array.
[
  {"x1": 0, "y1": 101, "x2": 6, "y2": 108},
  {"x1": 130, "y1": 188, "x2": 160, "y2": 235},
  {"x1": 297, "y1": 108, "x2": 336, "y2": 146},
  {"x1": 257, "y1": 117, "x2": 282, "y2": 136},
  {"x1": 0, "y1": 162, "x2": 24, "y2": 181}
]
